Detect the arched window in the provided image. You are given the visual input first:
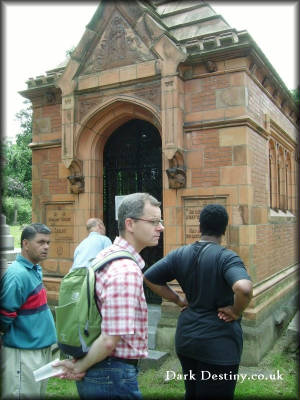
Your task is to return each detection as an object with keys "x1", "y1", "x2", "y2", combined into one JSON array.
[
  {"x1": 278, "y1": 147, "x2": 286, "y2": 210},
  {"x1": 268, "y1": 140, "x2": 277, "y2": 209},
  {"x1": 285, "y1": 152, "x2": 292, "y2": 211},
  {"x1": 268, "y1": 140, "x2": 292, "y2": 212}
]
